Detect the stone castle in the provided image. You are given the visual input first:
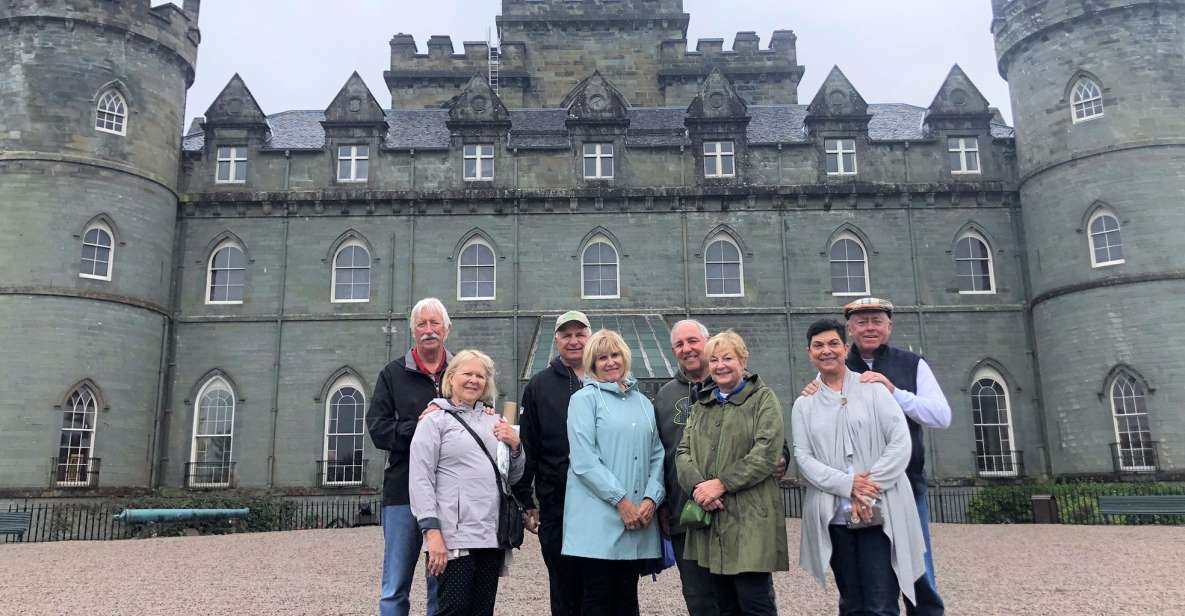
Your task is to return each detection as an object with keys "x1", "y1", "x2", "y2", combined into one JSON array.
[{"x1": 0, "y1": 0, "x2": 1180, "y2": 494}]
